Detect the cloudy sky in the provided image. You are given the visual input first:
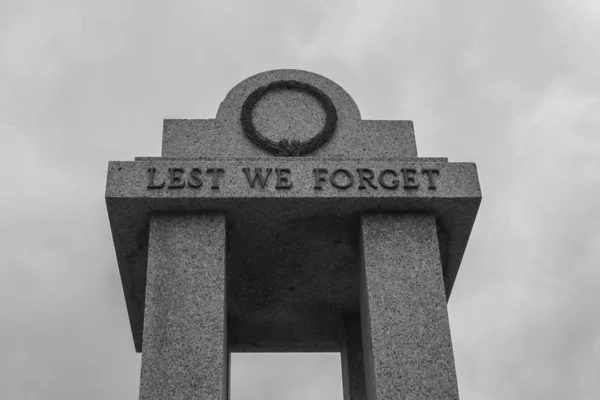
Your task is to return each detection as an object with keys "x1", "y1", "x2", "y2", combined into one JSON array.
[{"x1": 2, "y1": 0, "x2": 599, "y2": 399}]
